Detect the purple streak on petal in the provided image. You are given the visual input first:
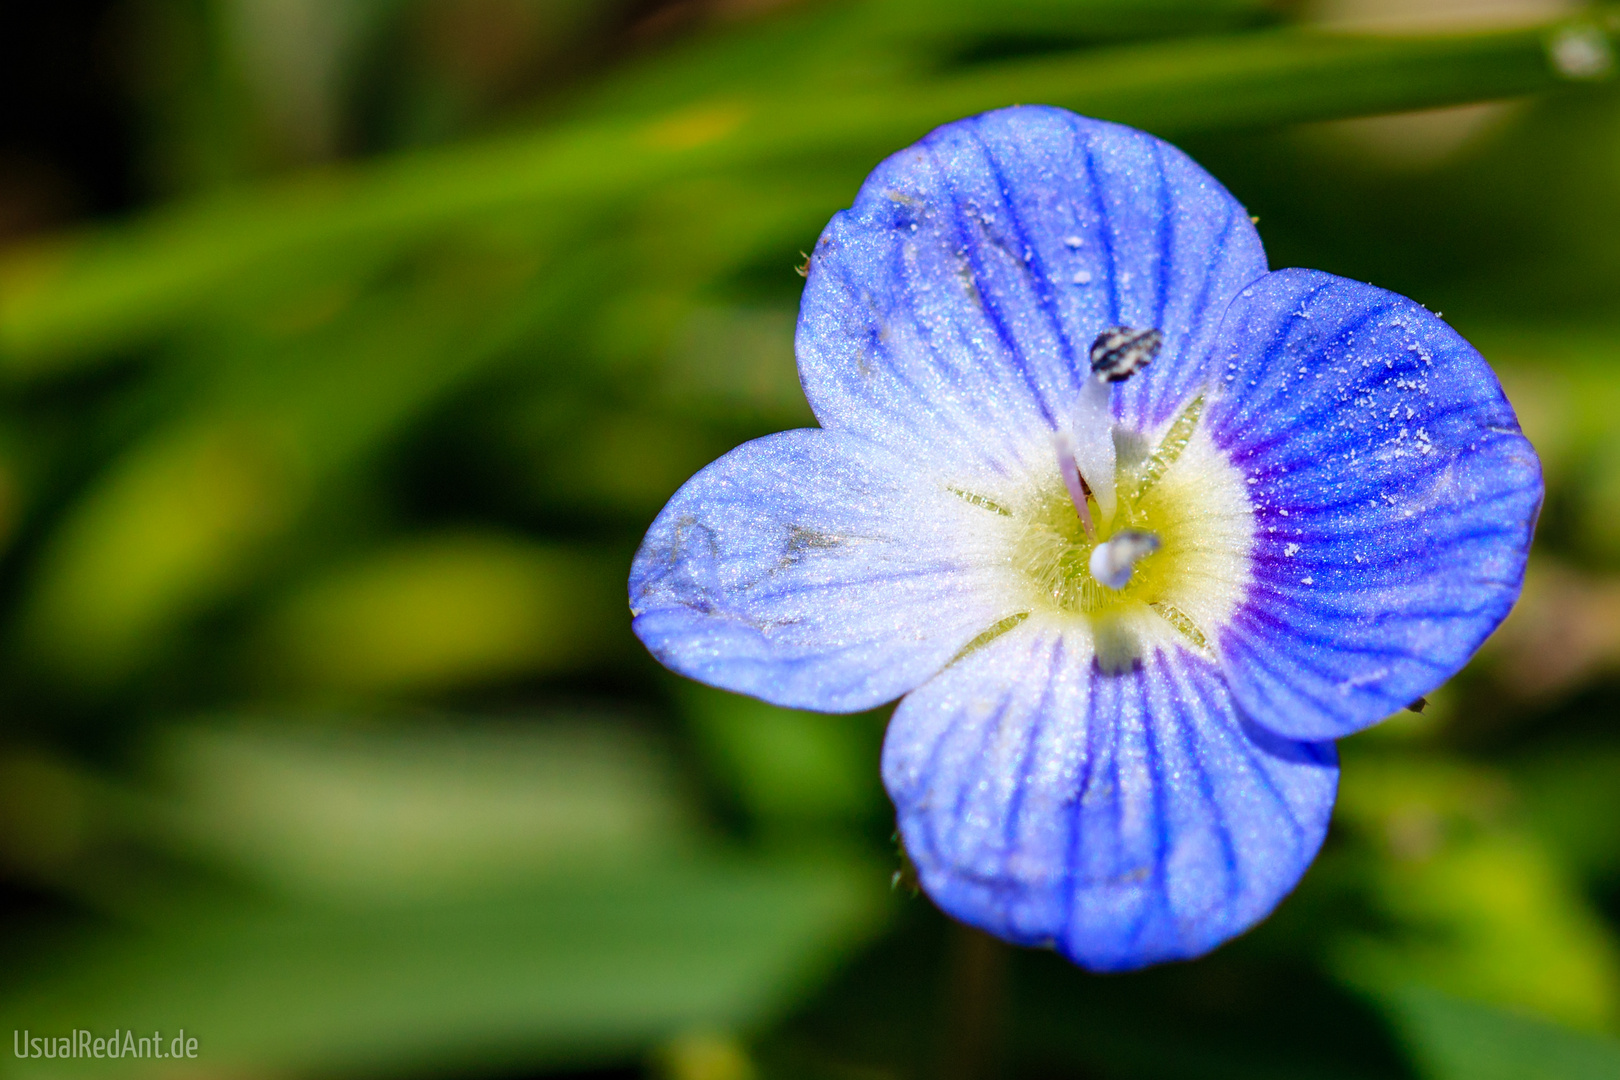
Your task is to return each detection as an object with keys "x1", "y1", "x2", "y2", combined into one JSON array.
[
  {"x1": 882, "y1": 620, "x2": 1337, "y2": 971},
  {"x1": 1204, "y1": 269, "x2": 1543, "y2": 740},
  {"x1": 796, "y1": 105, "x2": 1266, "y2": 481},
  {"x1": 630, "y1": 428, "x2": 1022, "y2": 712}
]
